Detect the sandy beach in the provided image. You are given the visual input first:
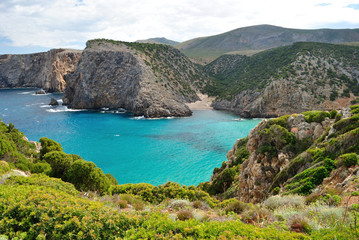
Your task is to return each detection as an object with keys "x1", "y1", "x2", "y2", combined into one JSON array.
[{"x1": 186, "y1": 93, "x2": 215, "y2": 110}]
